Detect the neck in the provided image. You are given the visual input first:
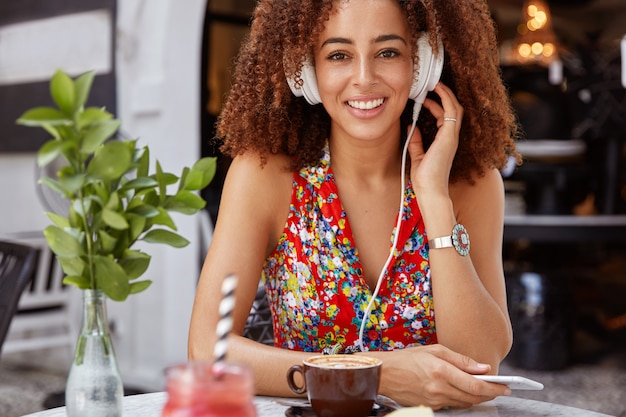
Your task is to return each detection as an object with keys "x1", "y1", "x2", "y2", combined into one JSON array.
[{"x1": 328, "y1": 136, "x2": 403, "y2": 183}]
